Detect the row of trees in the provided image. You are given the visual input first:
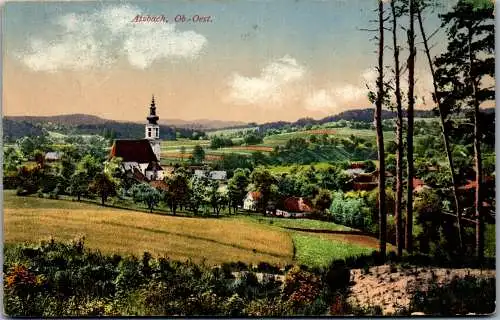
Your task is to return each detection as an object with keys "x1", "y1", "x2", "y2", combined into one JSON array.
[{"x1": 373, "y1": 0, "x2": 494, "y2": 261}]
